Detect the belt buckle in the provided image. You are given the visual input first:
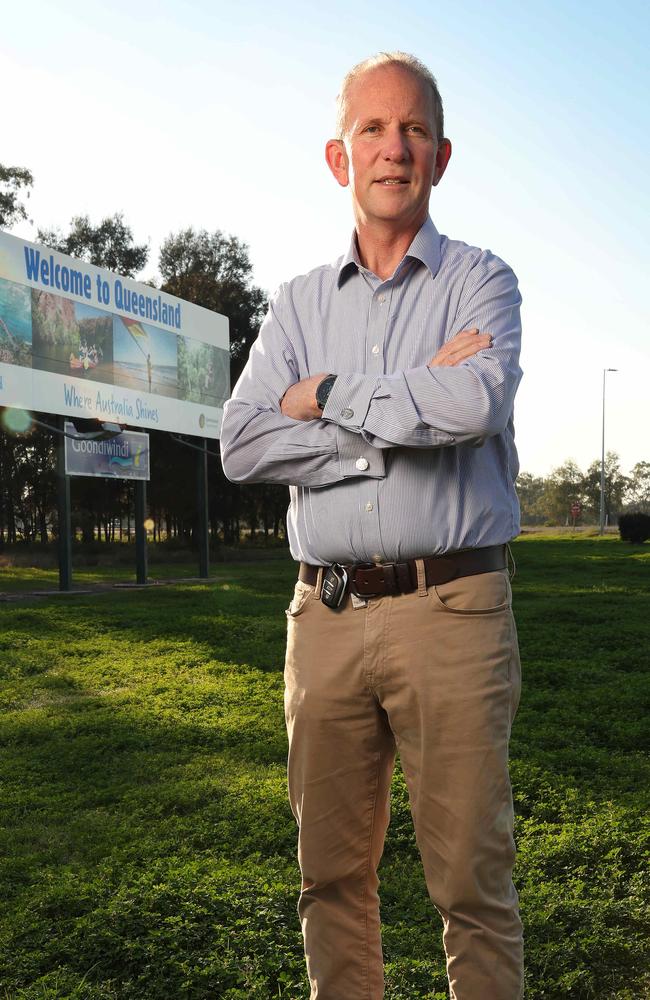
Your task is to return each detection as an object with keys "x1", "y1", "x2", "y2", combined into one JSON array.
[{"x1": 349, "y1": 562, "x2": 381, "y2": 598}]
